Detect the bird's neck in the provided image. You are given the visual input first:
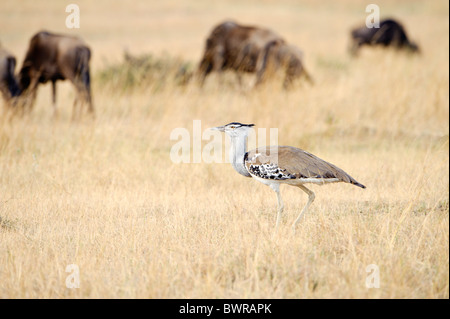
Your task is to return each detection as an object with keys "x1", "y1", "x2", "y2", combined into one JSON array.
[{"x1": 229, "y1": 135, "x2": 251, "y2": 177}]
